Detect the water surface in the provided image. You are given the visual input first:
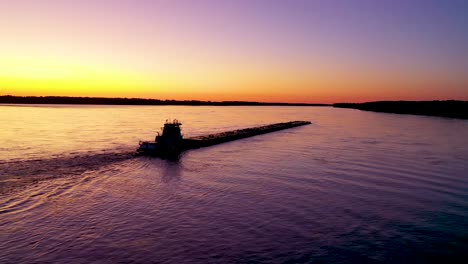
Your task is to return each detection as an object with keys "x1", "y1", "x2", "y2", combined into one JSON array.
[{"x1": 1, "y1": 105, "x2": 467, "y2": 263}]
